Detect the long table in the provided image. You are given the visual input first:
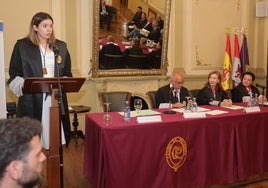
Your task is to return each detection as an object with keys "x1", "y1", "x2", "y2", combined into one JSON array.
[{"x1": 84, "y1": 104, "x2": 268, "y2": 188}]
